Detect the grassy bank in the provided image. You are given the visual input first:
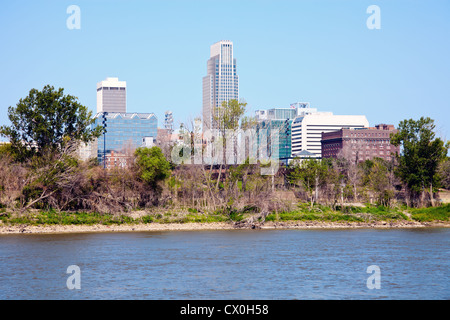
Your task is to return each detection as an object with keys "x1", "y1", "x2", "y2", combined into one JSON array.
[
  {"x1": 0, "y1": 204, "x2": 449, "y2": 227},
  {"x1": 266, "y1": 203, "x2": 450, "y2": 223},
  {"x1": 0, "y1": 208, "x2": 229, "y2": 226},
  {"x1": 266, "y1": 204, "x2": 408, "y2": 223}
]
